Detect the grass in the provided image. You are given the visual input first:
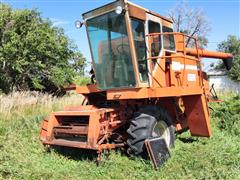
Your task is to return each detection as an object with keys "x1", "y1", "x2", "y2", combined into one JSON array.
[{"x1": 0, "y1": 92, "x2": 239, "y2": 179}]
